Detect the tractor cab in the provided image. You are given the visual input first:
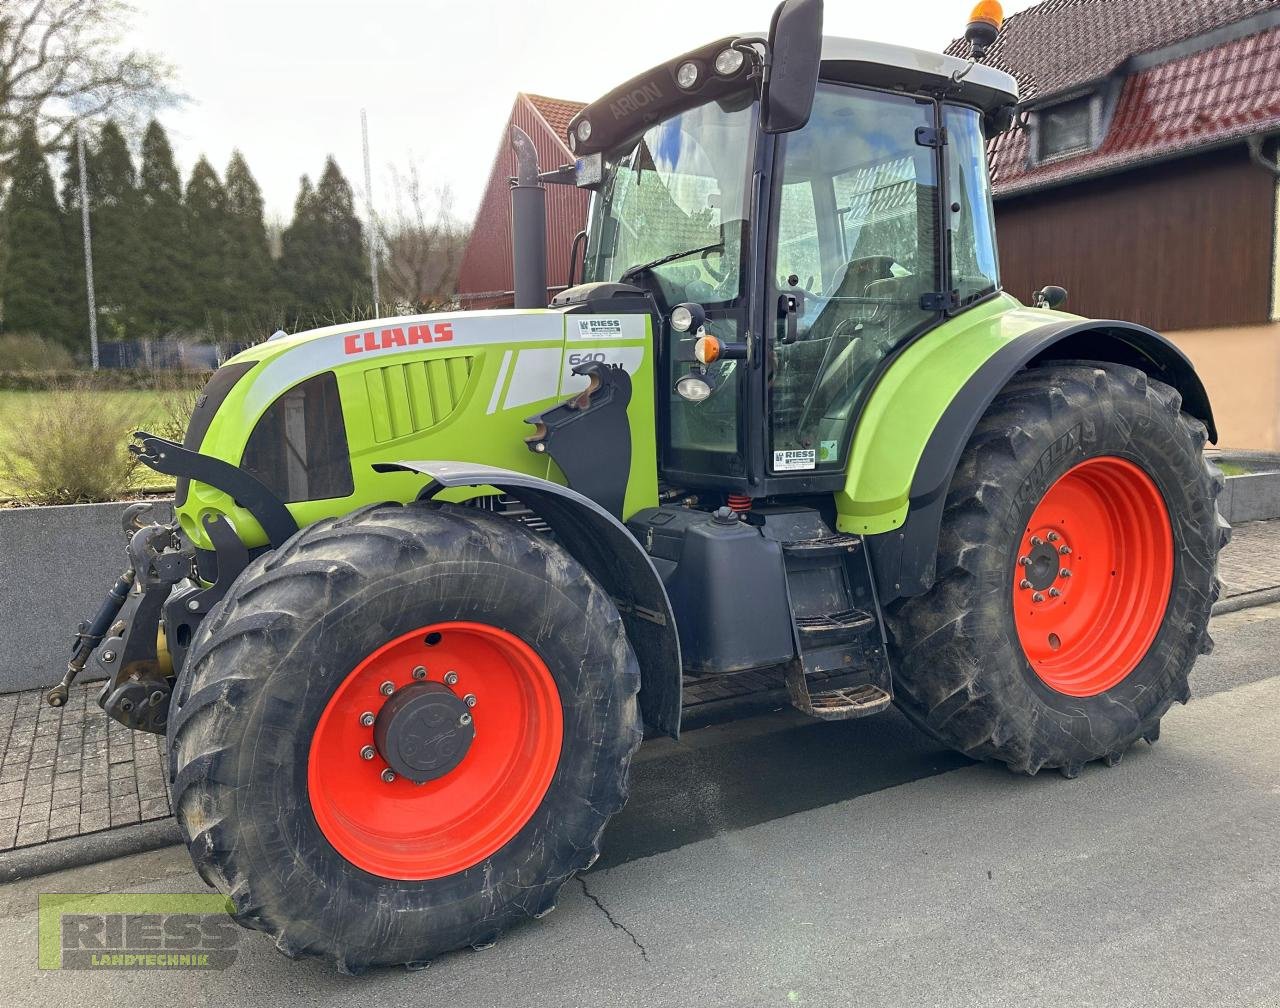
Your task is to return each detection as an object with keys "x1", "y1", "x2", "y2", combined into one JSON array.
[{"x1": 556, "y1": 21, "x2": 1017, "y2": 496}]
